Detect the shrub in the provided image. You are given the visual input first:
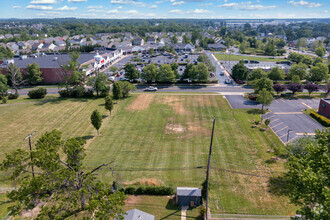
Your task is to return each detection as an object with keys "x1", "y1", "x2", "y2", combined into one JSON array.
[
  {"x1": 2, "y1": 97, "x2": 7, "y2": 104},
  {"x1": 122, "y1": 185, "x2": 174, "y2": 196},
  {"x1": 248, "y1": 93, "x2": 257, "y2": 101},
  {"x1": 310, "y1": 111, "x2": 330, "y2": 127},
  {"x1": 59, "y1": 87, "x2": 95, "y2": 98},
  {"x1": 28, "y1": 88, "x2": 47, "y2": 99},
  {"x1": 84, "y1": 89, "x2": 94, "y2": 97},
  {"x1": 8, "y1": 92, "x2": 19, "y2": 100},
  {"x1": 58, "y1": 89, "x2": 70, "y2": 98},
  {"x1": 211, "y1": 79, "x2": 218, "y2": 84}
]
